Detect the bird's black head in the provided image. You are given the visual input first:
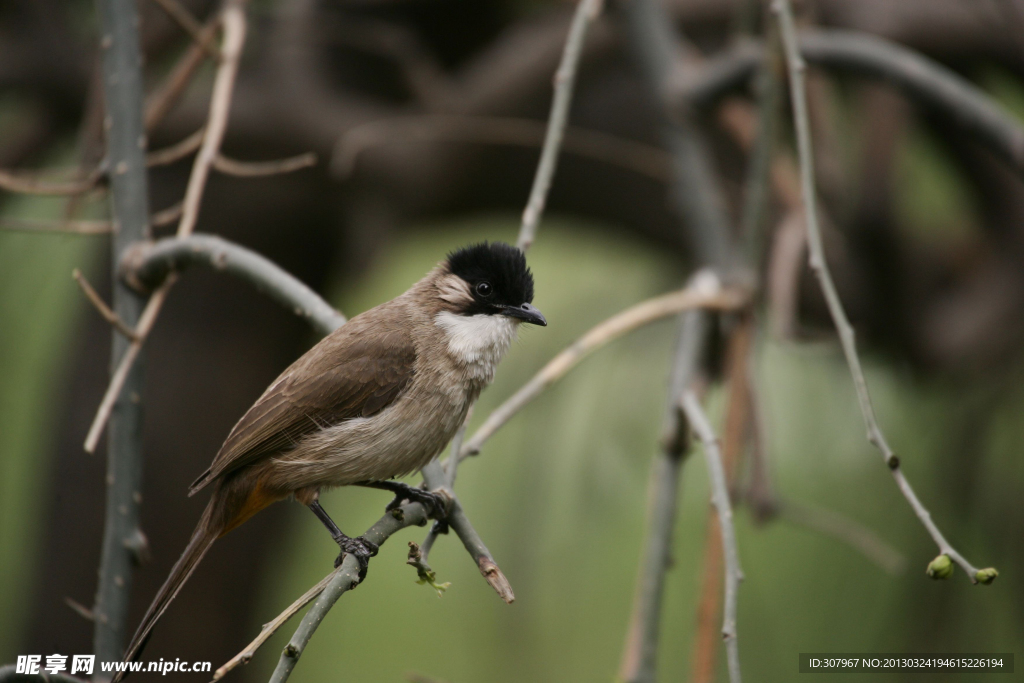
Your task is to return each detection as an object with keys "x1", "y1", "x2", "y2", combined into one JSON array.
[{"x1": 445, "y1": 241, "x2": 546, "y2": 325}]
